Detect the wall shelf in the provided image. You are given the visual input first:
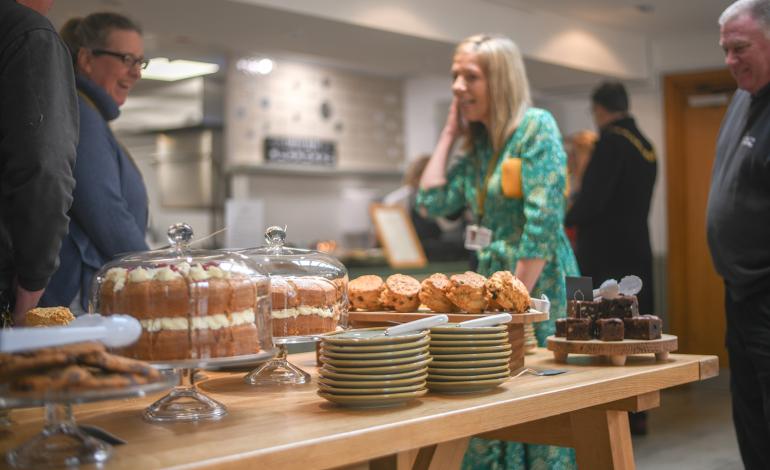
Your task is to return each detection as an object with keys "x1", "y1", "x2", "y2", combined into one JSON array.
[{"x1": 226, "y1": 164, "x2": 402, "y2": 179}]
